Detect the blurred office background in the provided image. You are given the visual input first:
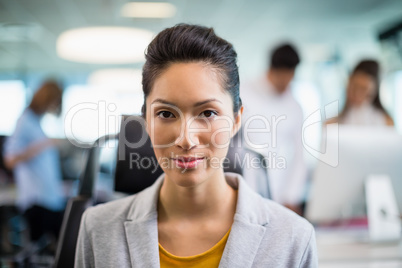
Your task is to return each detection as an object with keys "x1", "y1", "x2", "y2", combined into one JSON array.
[
  {"x1": 0, "y1": 0, "x2": 402, "y2": 143},
  {"x1": 1, "y1": 0, "x2": 402, "y2": 267}
]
